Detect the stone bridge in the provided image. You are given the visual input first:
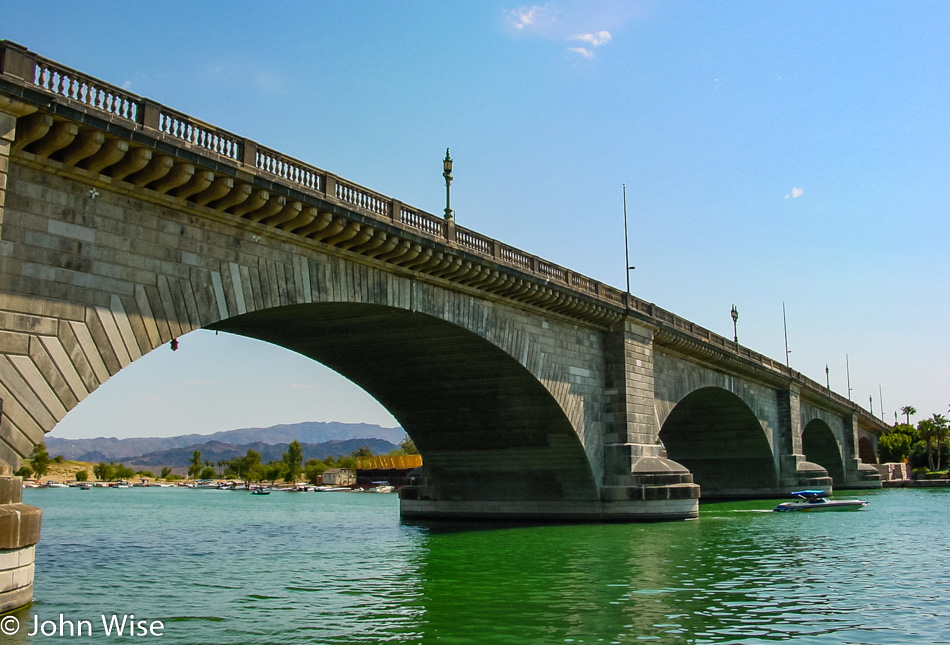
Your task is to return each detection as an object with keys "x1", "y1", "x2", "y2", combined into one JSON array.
[{"x1": 0, "y1": 42, "x2": 885, "y2": 611}]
